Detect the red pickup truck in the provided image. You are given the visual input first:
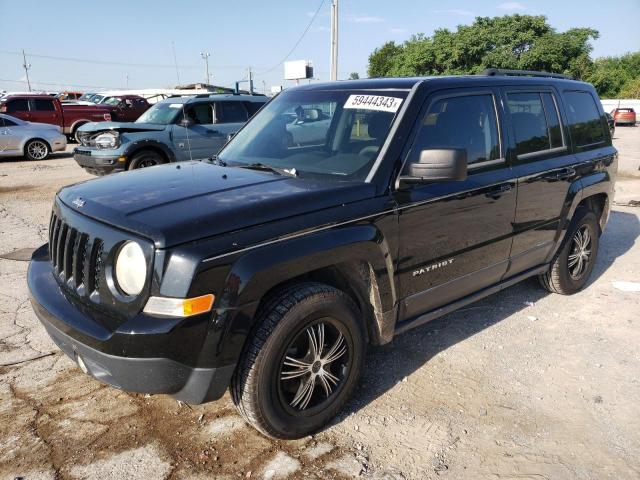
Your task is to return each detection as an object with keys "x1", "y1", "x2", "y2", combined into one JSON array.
[{"x1": 0, "y1": 94, "x2": 112, "y2": 142}]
